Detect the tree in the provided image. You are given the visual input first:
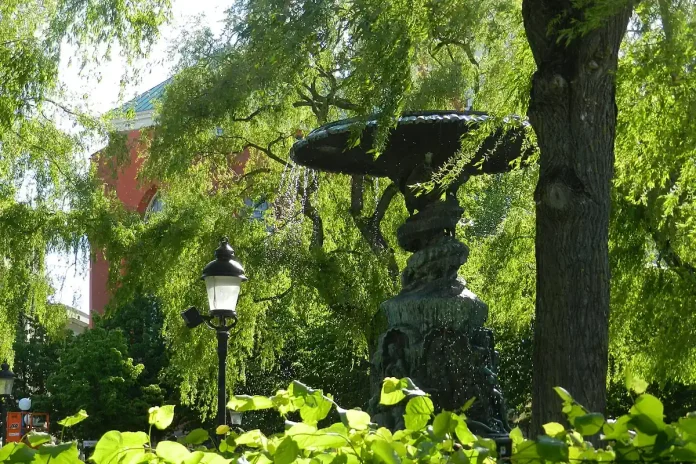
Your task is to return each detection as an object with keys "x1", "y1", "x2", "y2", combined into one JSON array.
[
  {"x1": 11, "y1": 313, "x2": 71, "y2": 412},
  {"x1": 46, "y1": 327, "x2": 164, "y2": 439},
  {"x1": 98, "y1": 295, "x2": 169, "y2": 388},
  {"x1": 0, "y1": 0, "x2": 170, "y2": 360},
  {"x1": 520, "y1": 1, "x2": 632, "y2": 430}
]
